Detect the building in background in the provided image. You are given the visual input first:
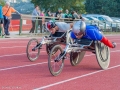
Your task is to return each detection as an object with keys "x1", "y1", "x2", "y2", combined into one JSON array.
[{"x1": 7, "y1": 0, "x2": 30, "y2": 3}]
